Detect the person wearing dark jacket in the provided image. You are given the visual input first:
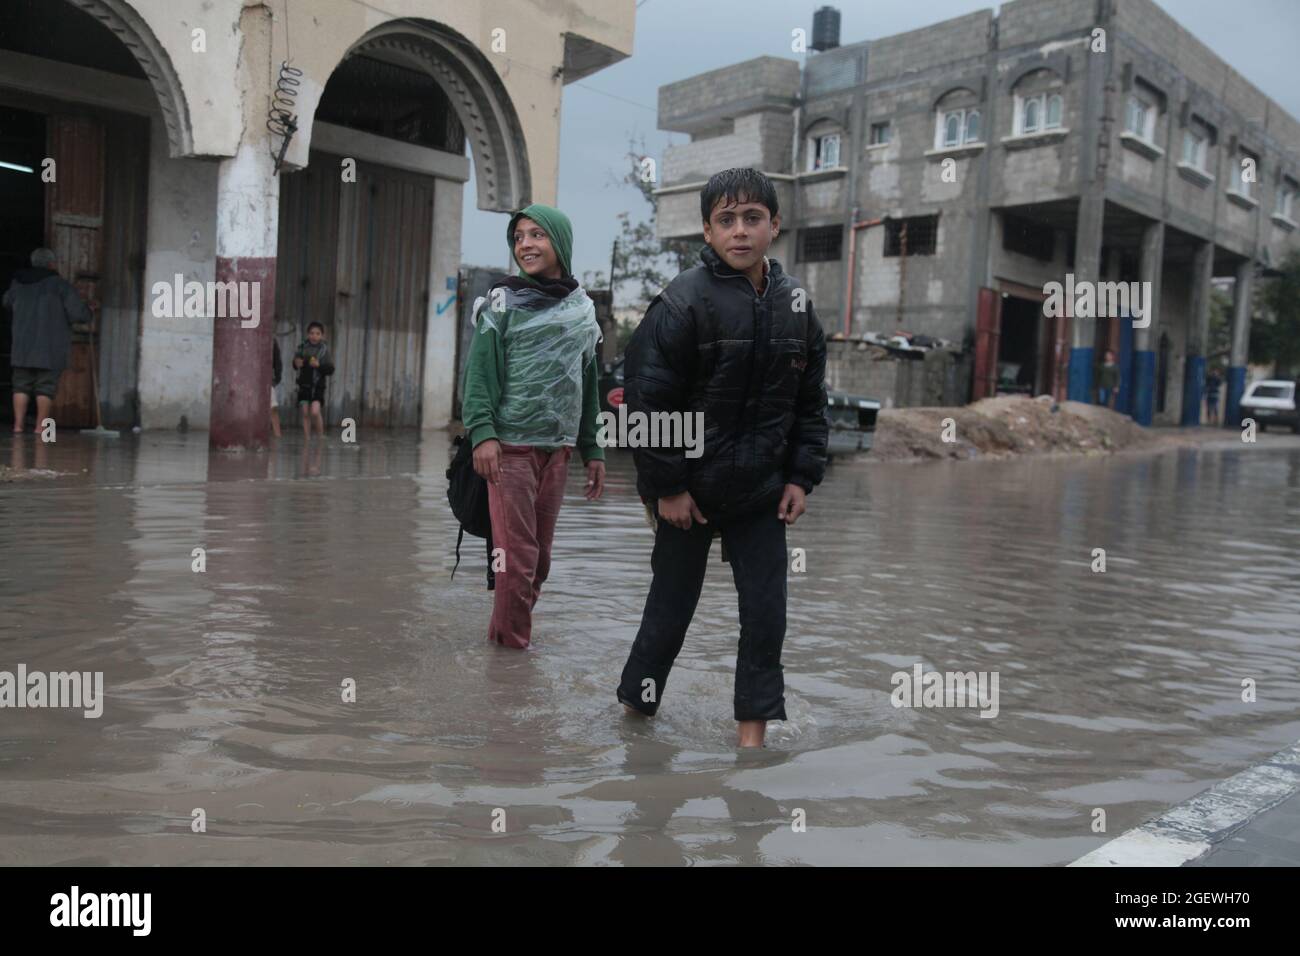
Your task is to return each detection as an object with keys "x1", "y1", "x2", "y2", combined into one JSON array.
[
  {"x1": 2, "y1": 248, "x2": 91, "y2": 432},
  {"x1": 616, "y1": 168, "x2": 829, "y2": 748},
  {"x1": 293, "y1": 321, "x2": 334, "y2": 439}
]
